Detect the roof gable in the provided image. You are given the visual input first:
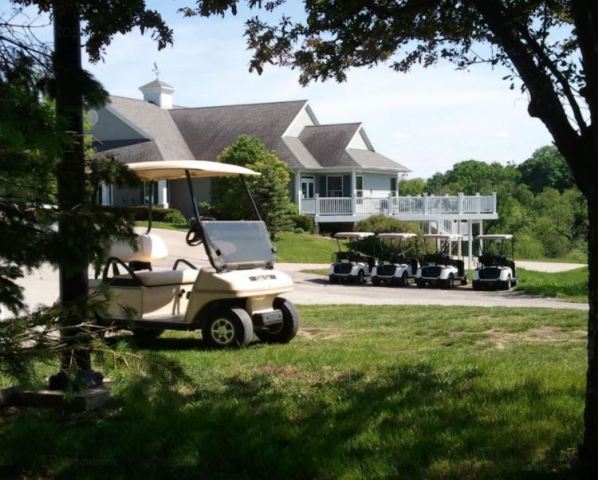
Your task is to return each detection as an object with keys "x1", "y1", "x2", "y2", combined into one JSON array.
[
  {"x1": 299, "y1": 123, "x2": 362, "y2": 168},
  {"x1": 169, "y1": 100, "x2": 308, "y2": 161},
  {"x1": 106, "y1": 96, "x2": 194, "y2": 161}
]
